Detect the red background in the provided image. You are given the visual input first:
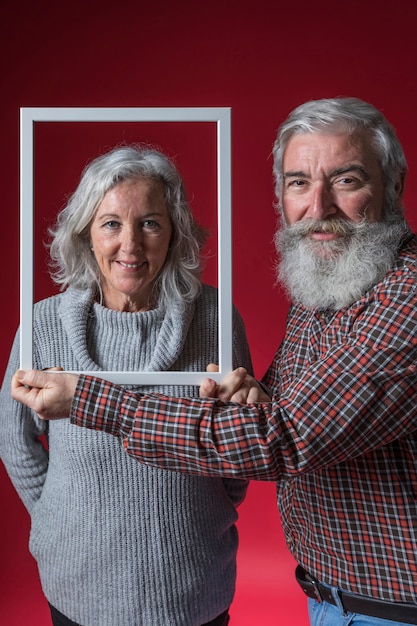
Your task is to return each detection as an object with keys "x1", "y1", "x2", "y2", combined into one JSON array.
[{"x1": 2, "y1": 1, "x2": 417, "y2": 624}]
